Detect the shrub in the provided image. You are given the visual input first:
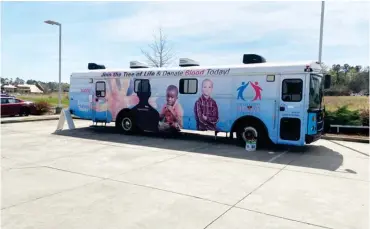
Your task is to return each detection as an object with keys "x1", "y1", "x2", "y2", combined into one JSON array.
[
  {"x1": 360, "y1": 108, "x2": 369, "y2": 126},
  {"x1": 324, "y1": 105, "x2": 363, "y2": 132},
  {"x1": 334, "y1": 106, "x2": 362, "y2": 125},
  {"x1": 33, "y1": 101, "x2": 51, "y2": 115},
  {"x1": 324, "y1": 87, "x2": 351, "y2": 96}
]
